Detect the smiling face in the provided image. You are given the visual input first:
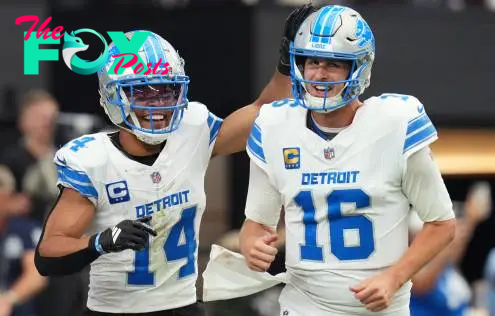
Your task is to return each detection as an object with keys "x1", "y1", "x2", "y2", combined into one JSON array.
[
  {"x1": 302, "y1": 57, "x2": 352, "y2": 99},
  {"x1": 124, "y1": 84, "x2": 182, "y2": 130}
]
